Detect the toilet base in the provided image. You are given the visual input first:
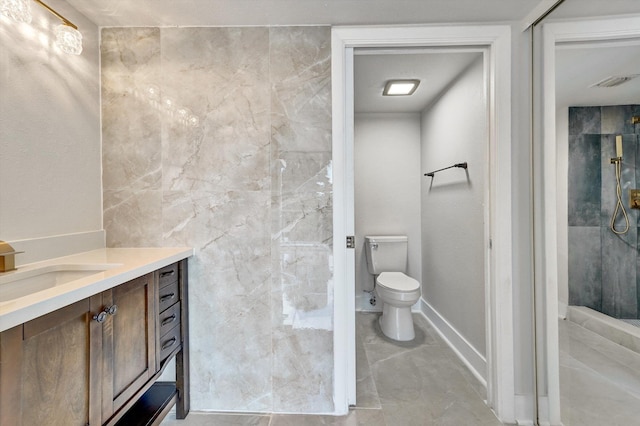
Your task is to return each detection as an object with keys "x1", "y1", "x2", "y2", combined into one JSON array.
[{"x1": 379, "y1": 303, "x2": 415, "y2": 341}]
